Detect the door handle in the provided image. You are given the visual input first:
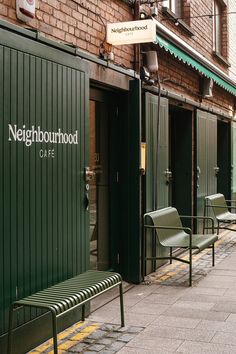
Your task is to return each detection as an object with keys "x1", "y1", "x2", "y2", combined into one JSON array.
[
  {"x1": 84, "y1": 166, "x2": 96, "y2": 182},
  {"x1": 84, "y1": 192, "x2": 89, "y2": 210},
  {"x1": 164, "y1": 168, "x2": 172, "y2": 184},
  {"x1": 214, "y1": 166, "x2": 220, "y2": 176}
]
